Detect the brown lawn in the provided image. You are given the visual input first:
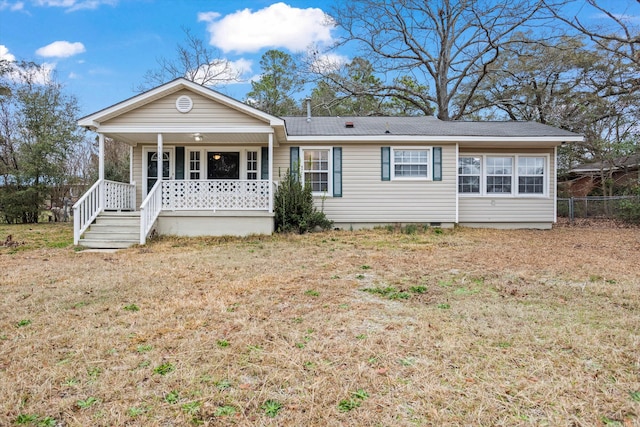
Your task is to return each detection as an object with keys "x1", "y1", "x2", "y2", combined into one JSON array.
[{"x1": 1, "y1": 223, "x2": 639, "y2": 426}]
